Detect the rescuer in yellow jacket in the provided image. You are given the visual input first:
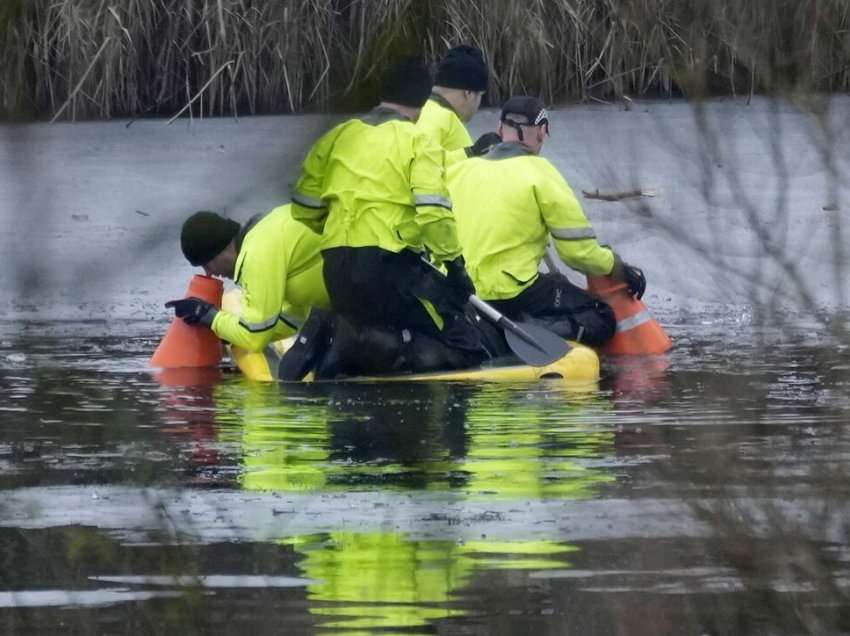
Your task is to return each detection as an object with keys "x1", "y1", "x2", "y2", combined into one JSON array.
[
  {"x1": 280, "y1": 57, "x2": 487, "y2": 380},
  {"x1": 417, "y1": 45, "x2": 500, "y2": 165},
  {"x1": 448, "y1": 96, "x2": 647, "y2": 346},
  {"x1": 165, "y1": 205, "x2": 329, "y2": 351}
]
